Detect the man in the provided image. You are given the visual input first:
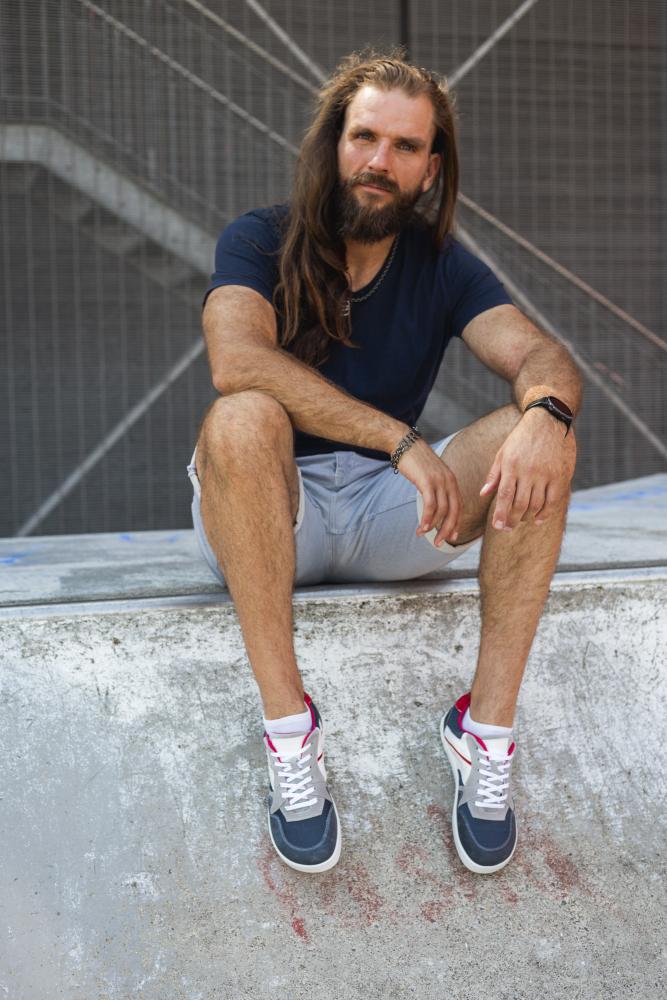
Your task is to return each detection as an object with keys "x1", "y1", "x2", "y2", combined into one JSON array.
[{"x1": 188, "y1": 53, "x2": 581, "y2": 876}]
